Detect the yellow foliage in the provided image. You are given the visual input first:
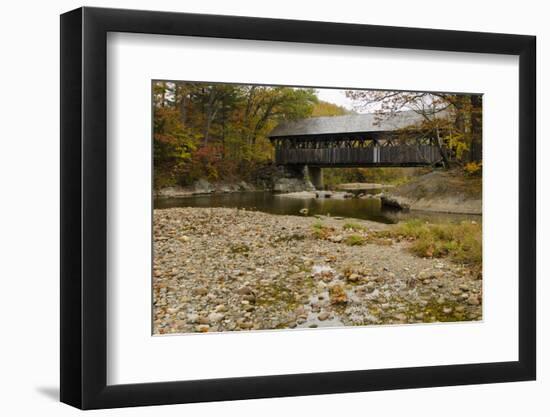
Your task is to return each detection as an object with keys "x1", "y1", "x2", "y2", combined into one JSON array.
[{"x1": 464, "y1": 162, "x2": 482, "y2": 176}]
